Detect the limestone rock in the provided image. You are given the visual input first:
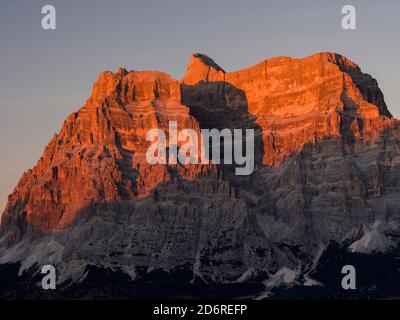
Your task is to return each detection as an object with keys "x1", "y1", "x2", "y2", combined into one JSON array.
[{"x1": 1, "y1": 52, "x2": 400, "y2": 298}]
